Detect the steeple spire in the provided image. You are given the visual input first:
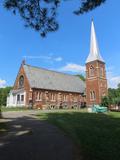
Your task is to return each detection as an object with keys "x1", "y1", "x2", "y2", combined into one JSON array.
[{"x1": 86, "y1": 19, "x2": 104, "y2": 63}]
